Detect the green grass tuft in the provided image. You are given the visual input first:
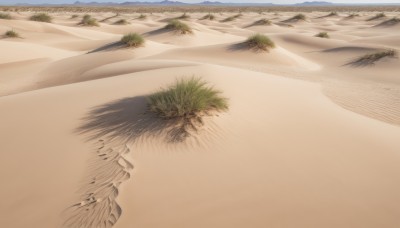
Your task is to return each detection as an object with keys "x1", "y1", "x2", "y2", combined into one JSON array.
[
  {"x1": 315, "y1": 32, "x2": 329, "y2": 38},
  {"x1": 79, "y1": 14, "x2": 99, "y2": 26},
  {"x1": 0, "y1": 13, "x2": 12, "y2": 19},
  {"x1": 4, "y1": 30, "x2": 19, "y2": 38},
  {"x1": 147, "y1": 77, "x2": 228, "y2": 120},
  {"x1": 120, "y1": 33, "x2": 144, "y2": 48},
  {"x1": 164, "y1": 19, "x2": 192, "y2": 34},
  {"x1": 244, "y1": 34, "x2": 275, "y2": 52},
  {"x1": 30, "y1": 13, "x2": 52, "y2": 23}
]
